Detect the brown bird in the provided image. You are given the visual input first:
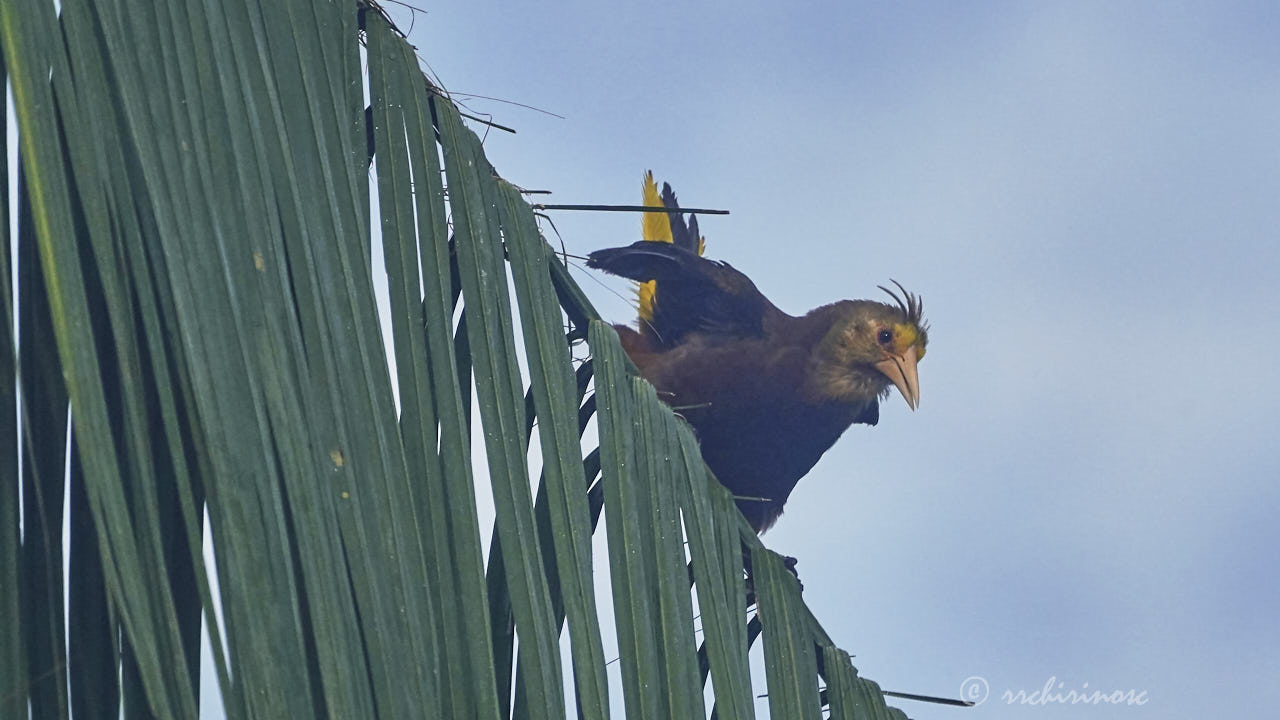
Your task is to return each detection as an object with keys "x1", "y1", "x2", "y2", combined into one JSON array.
[{"x1": 588, "y1": 173, "x2": 928, "y2": 532}]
